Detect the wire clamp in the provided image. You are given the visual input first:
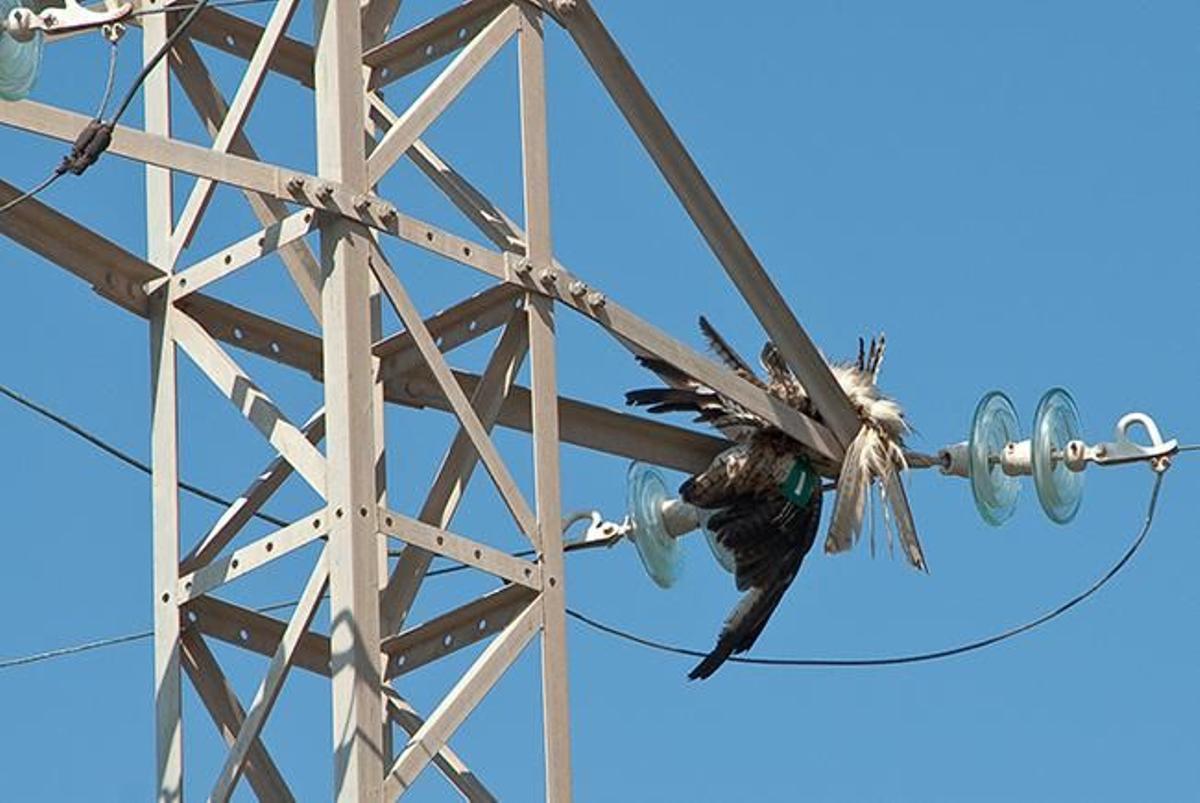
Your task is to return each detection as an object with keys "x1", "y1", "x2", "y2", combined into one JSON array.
[{"x1": 4, "y1": 0, "x2": 131, "y2": 41}]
